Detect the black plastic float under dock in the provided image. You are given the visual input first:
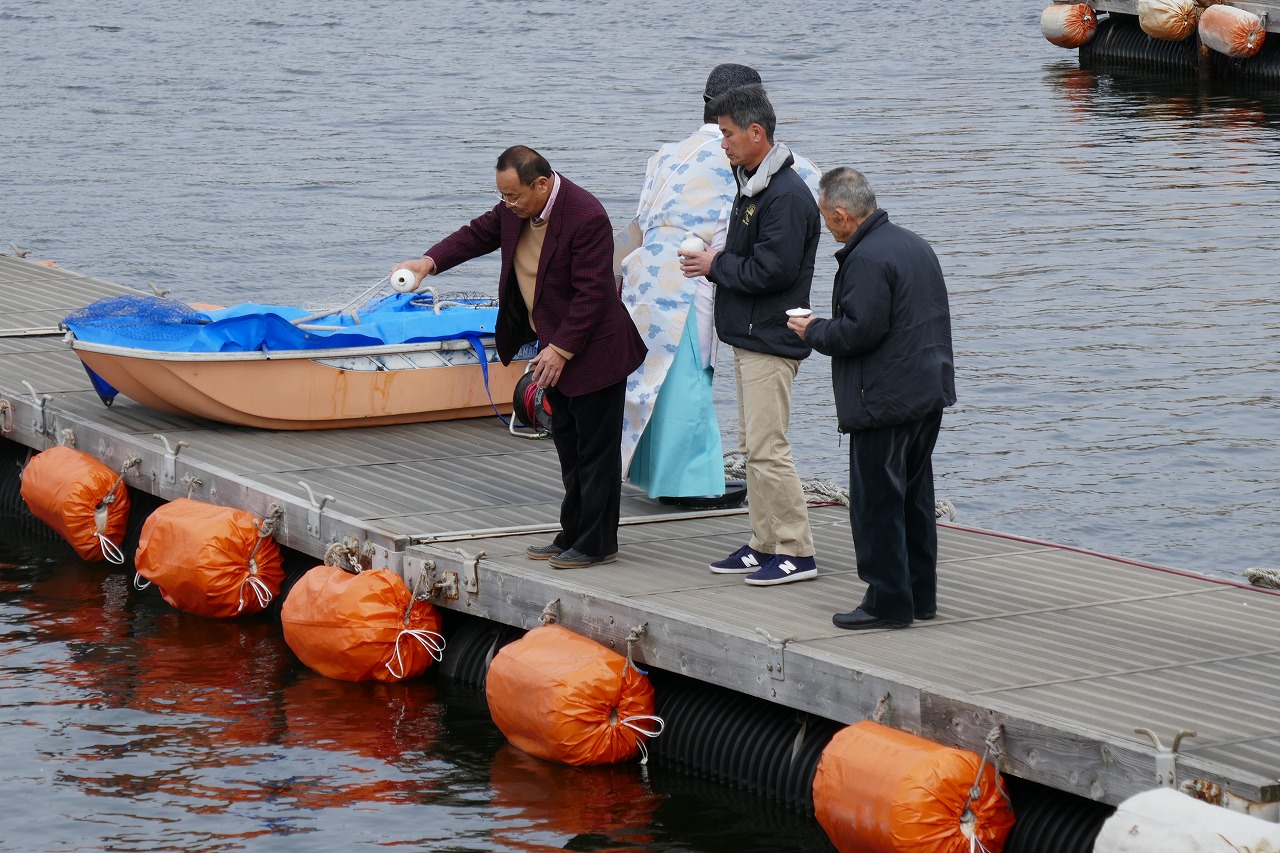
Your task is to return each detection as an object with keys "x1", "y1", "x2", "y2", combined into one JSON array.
[{"x1": 2, "y1": 253, "x2": 1278, "y2": 815}]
